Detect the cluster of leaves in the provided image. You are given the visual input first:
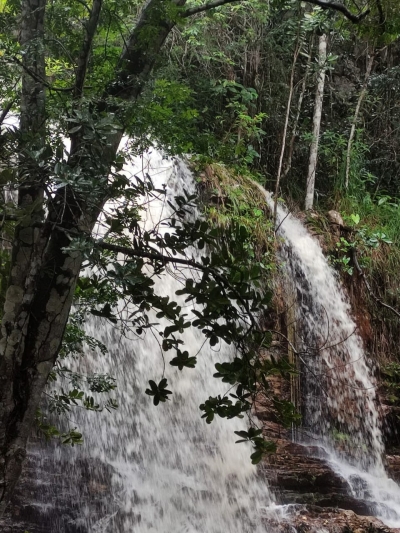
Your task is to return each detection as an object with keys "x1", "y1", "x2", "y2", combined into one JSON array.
[
  {"x1": 127, "y1": 79, "x2": 200, "y2": 155},
  {"x1": 35, "y1": 409, "x2": 84, "y2": 446},
  {"x1": 46, "y1": 386, "x2": 118, "y2": 415},
  {"x1": 58, "y1": 313, "x2": 108, "y2": 359},
  {"x1": 51, "y1": 164, "x2": 297, "y2": 461},
  {"x1": 145, "y1": 379, "x2": 172, "y2": 405},
  {"x1": 209, "y1": 80, "x2": 267, "y2": 165},
  {"x1": 329, "y1": 213, "x2": 394, "y2": 276},
  {"x1": 234, "y1": 427, "x2": 276, "y2": 465},
  {"x1": 43, "y1": 311, "x2": 118, "y2": 433}
]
